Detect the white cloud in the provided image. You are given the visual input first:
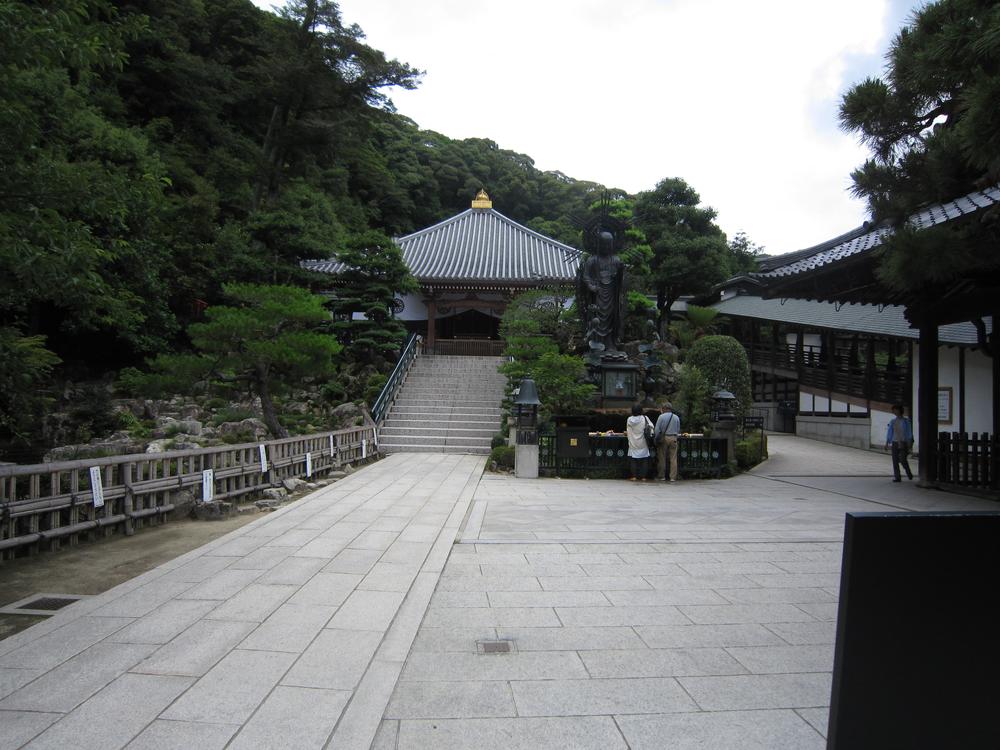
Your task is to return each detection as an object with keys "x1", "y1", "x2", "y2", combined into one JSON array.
[{"x1": 253, "y1": 0, "x2": 914, "y2": 254}]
